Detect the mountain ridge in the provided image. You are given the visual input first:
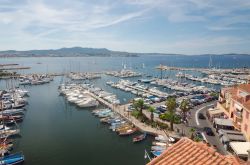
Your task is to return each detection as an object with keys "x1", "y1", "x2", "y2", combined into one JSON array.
[{"x1": 0, "y1": 47, "x2": 249, "y2": 57}]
